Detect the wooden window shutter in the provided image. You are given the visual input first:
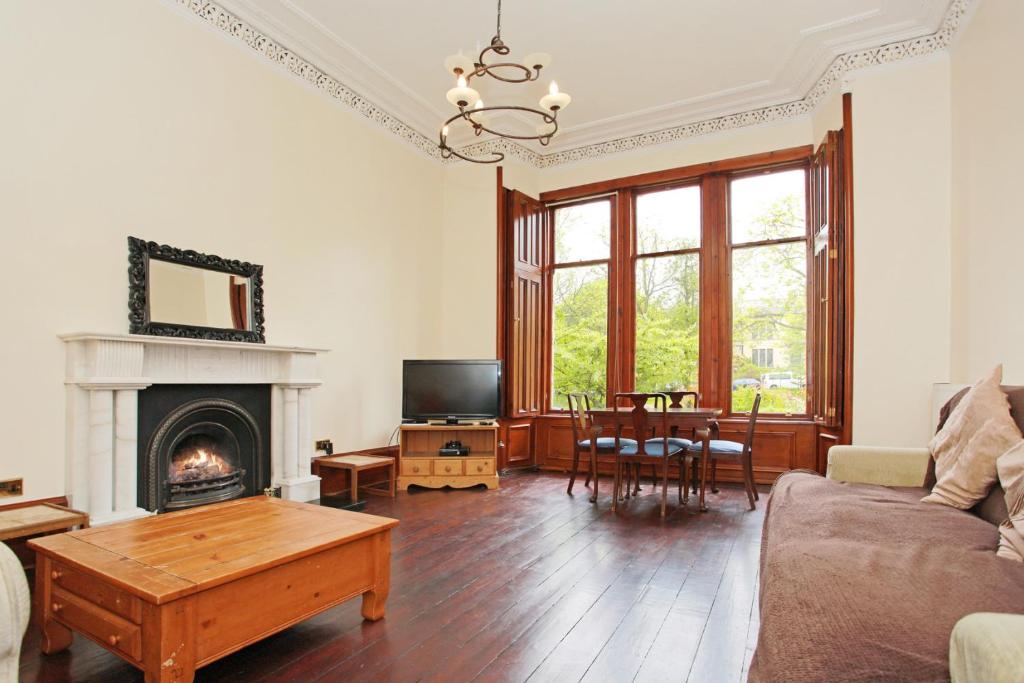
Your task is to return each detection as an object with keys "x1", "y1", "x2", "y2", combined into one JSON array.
[
  {"x1": 506, "y1": 190, "x2": 547, "y2": 417},
  {"x1": 809, "y1": 130, "x2": 846, "y2": 428}
]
